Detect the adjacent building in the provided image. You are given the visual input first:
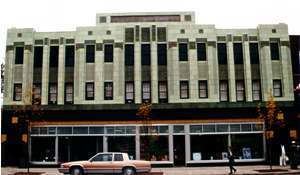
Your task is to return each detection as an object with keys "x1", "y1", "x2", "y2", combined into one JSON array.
[{"x1": 1, "y1": 12, "x2": 297, "y2": 166}]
